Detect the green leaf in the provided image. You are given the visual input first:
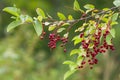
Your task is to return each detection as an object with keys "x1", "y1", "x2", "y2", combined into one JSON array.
[
  {"x1": 37, "y1": 16, "x2": 43, "y2": 22},
  {"x1": 63, "y1": 61, "x2": 77, "y2": 71},
  {"x1": 72, "y1": 35, "x2": 83, "y2": 45},
  {"x1": 36, "y1": 8, "x2": 46, "y2": 18},
  {"x1": 75, "y1": 23, "x2": 88, "y2": 32},
  {"x1": 11, "y1": 16, "x2": 17, "y2": 19},
  {"x1": 73, "y1": 0, "x2": 80, "y2": 11},
  {"x1": 3, "y1": 7, "x2": 20, "y2": 17},
  {"x1": 57, "y1": 12, "x2": 66, "y2": 20},
  {"x1": 7, "y1": 20, "x2": 22, "y2": 32},
  {"x1": 74, "y1": 38, "x2": 83, "y2": 45},
  {"x1": 20, "y1": 15, "x2": 26, "y2": 23},
  {"x1": 20, "y1": 15, "x2": 33, "y2": 23},
  {"x1": 70, "y1": 49, "x2": 81, "y2": 56},
  {"x1": 62, "y1": 23, "x2": 70, "y2": 27},
  {"x1": 73, "y1": 0, "x2": 84, "y2": 12},
  {"x1": 111, "y1": 21, "x2": 118, "y2": 26},
  {"x1": 68, "y1": 15, "x2": 73, "y2": 20},
  {"x1": 33, "y1": 20, "x2": 43, "y2": 36},
  {"x1": 25, "y1": 15, "x2": 33, "y2": 23},
  {"x1": 103, "y1": 8, "x2": 110, "y2": 11},
  {"x1": 76, "y1": 55, "x2": 84, "y2": 65},
  {"x1": 64, "y1": 69, "x2": 77, "y2": 80},
  {"x1": 69, "y1": 63, "x2": 77, "y2": 70},
  {"x1": 102, "y1": 17, "x2": 109, "y2": 22},
  {"x1": 64, "y1": 32, "x2": 69, "y2": 38},
  {"x1": 84, "y1": 4, "x2": 95, "y2": 10},
  {"x1": 57, "y1": 28, "x2": 66, "y2": 33},
  {"x1": 72, "y1": 35, "x2": 79, "y2": 41},
  {"x1": 48, "y1": 24, "x2": 56, "y2": 31},
  {"x1": 113, "y1": 0, "x2": 120, "y2": 7},
  {"x1": 111, "y1": 13, "x2": 119, "y2": 21},
  {"x1": 63, "y1": 61, "x2": 75, "y2": 65},
  {"x1": 106, "y1": 34, "x2": 112, "y2": 45},
  {"x1": 110, "y1": 28, "x2": 115, "y2": 38}
]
